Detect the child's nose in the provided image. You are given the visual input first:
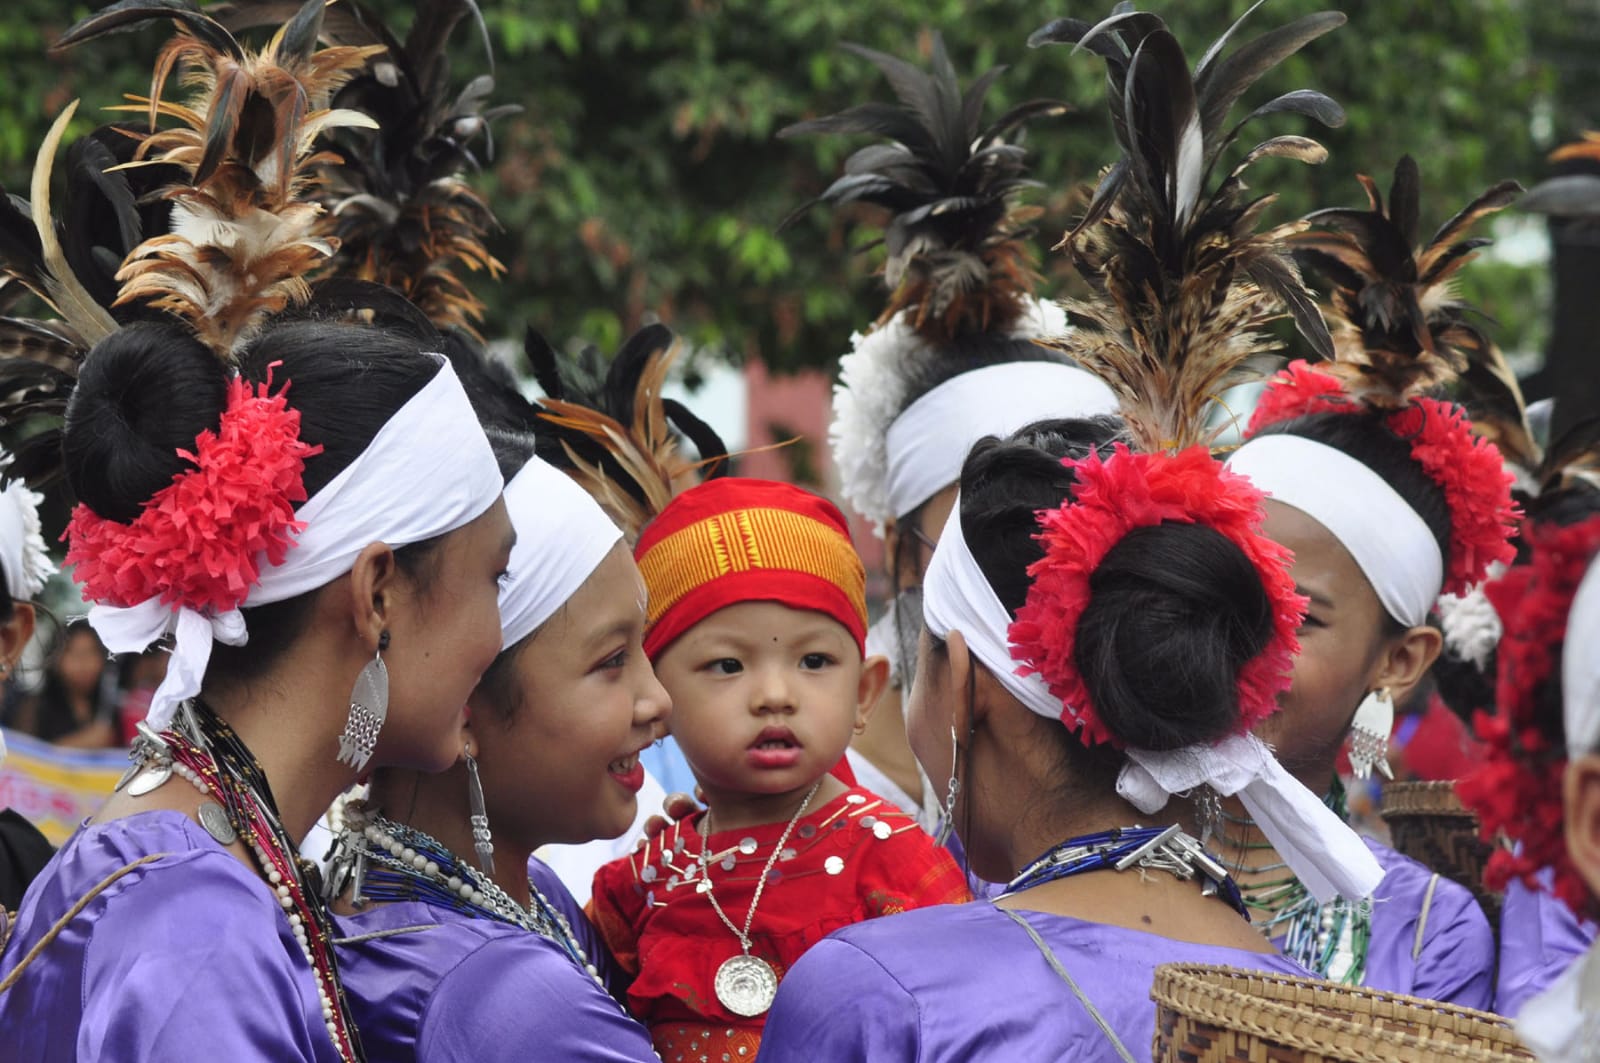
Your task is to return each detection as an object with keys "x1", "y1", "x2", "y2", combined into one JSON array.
[{"x1": 751, "y1": 666, "x2": 796, "y2": 714}]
